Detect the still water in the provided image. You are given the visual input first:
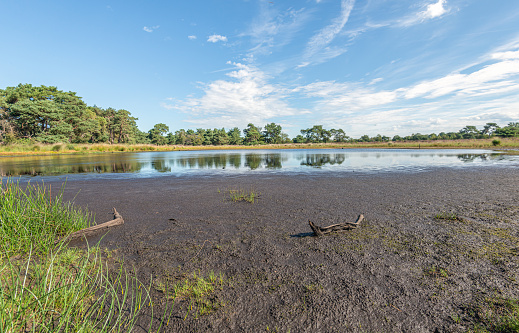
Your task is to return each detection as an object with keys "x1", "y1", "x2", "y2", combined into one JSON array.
[{"x1": 0, "y1": 149, "x2": 517, "y2": 179}]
